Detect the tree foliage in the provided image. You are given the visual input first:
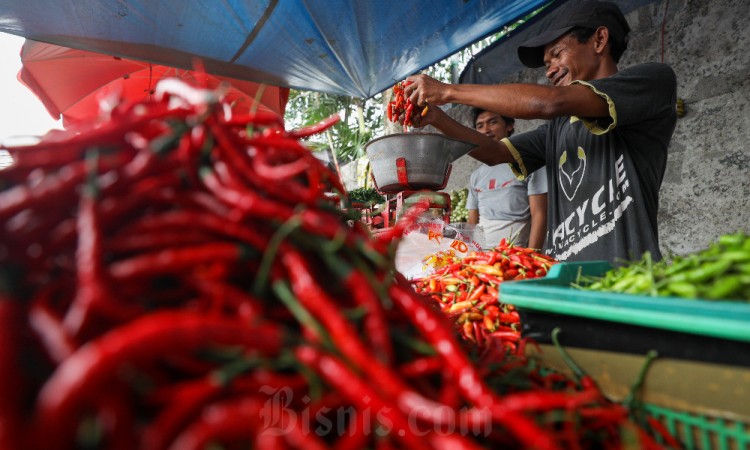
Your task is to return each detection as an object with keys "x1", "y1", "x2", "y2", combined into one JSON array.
[{"x1": 284, "y1": 91, "x2": 384, "y2": 165}]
